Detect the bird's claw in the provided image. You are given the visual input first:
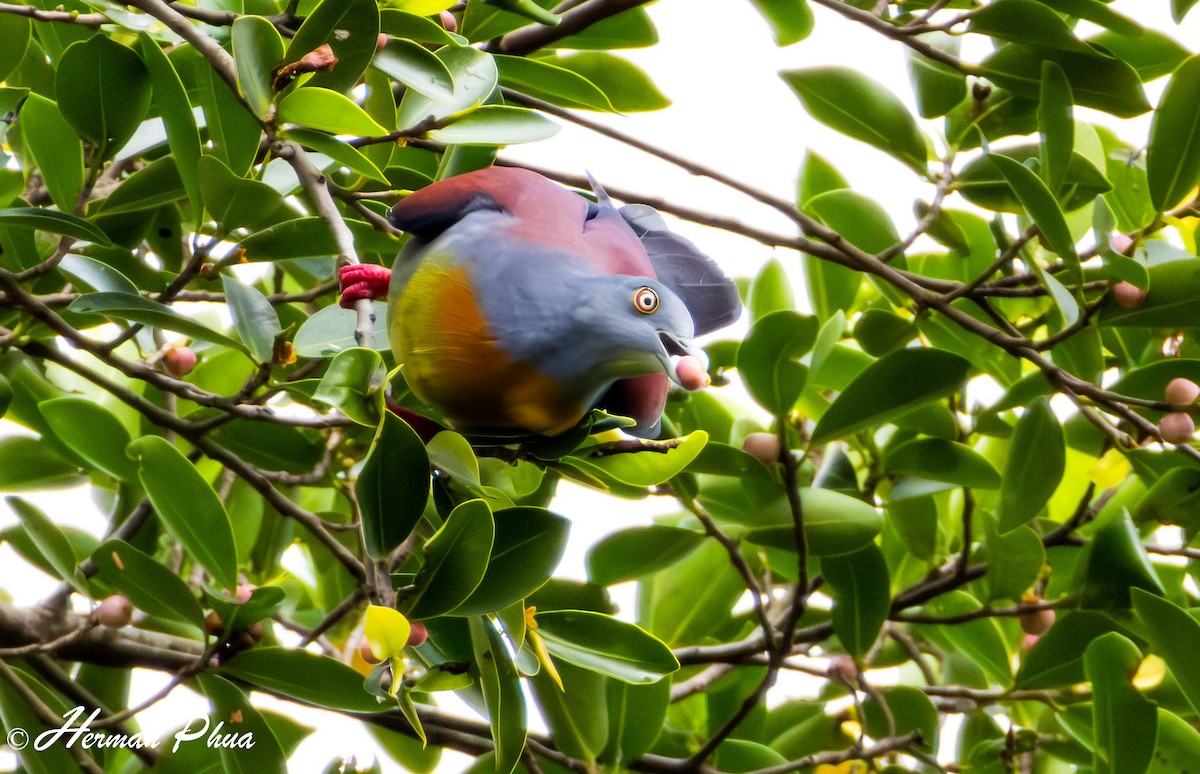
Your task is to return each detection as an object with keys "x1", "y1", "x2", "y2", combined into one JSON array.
[{"x1": 338, "y1": 263, "x2": 392, "y2": 308}]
